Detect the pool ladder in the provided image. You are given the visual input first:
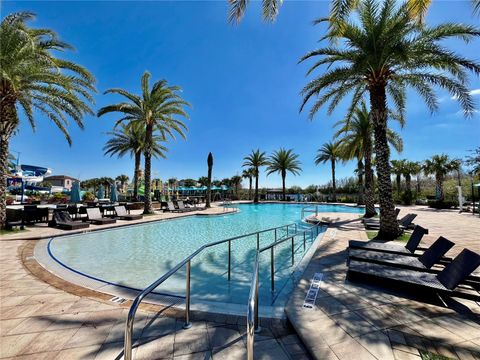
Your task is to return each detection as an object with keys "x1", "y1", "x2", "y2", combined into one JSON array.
[
  {"x1": 123, "y1": 222, "x2": 298, "y2": 360},
  {"x1": 301, "y1": 205, "x2": 319, "y2": 219}
]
